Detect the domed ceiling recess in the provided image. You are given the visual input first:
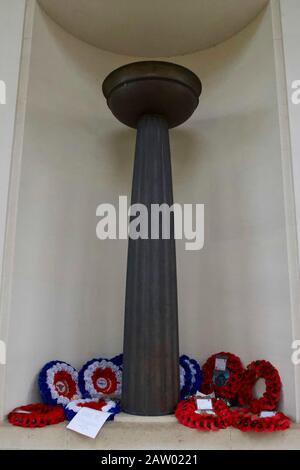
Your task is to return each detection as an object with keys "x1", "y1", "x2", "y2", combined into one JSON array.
[{"x1": 38, "y1": 0, "x2": 269, "y2": 57}]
